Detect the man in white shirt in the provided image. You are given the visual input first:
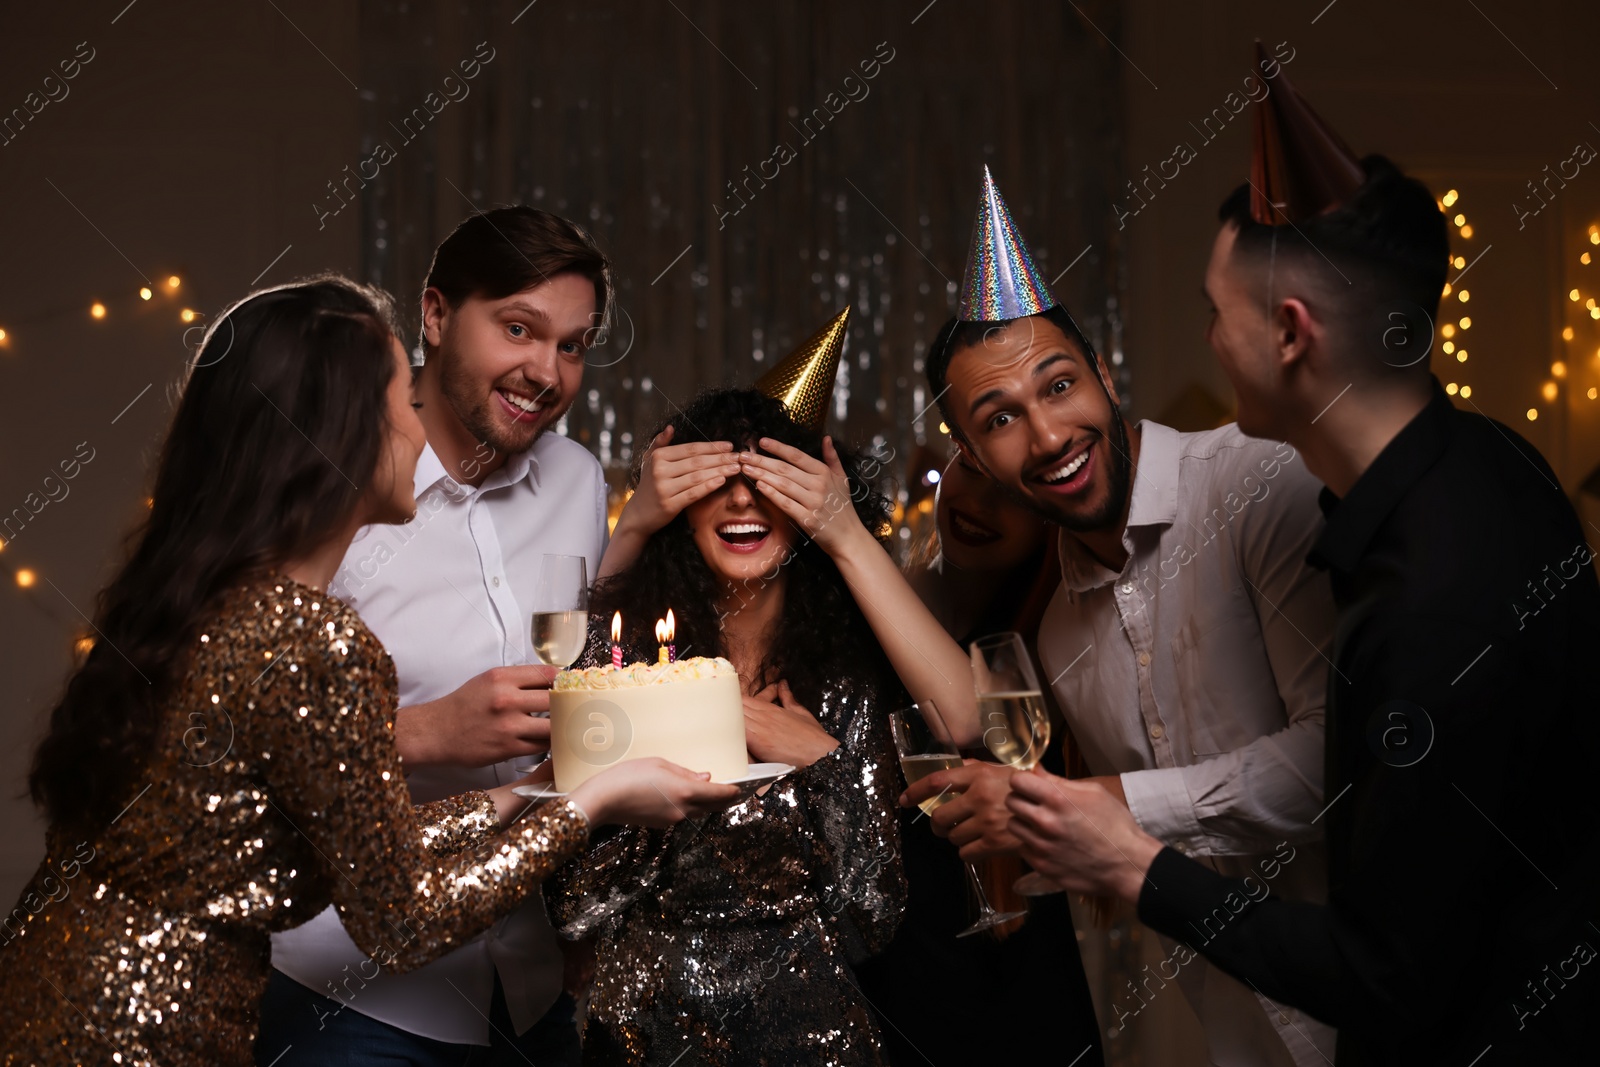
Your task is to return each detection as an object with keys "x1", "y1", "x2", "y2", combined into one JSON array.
[
  {"x1": 903, "y1": 173, "x2": 1337, "y2": 1067},
  {"x1": 257, "y1": 207, "x2": 614, "y2": 1066}
]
